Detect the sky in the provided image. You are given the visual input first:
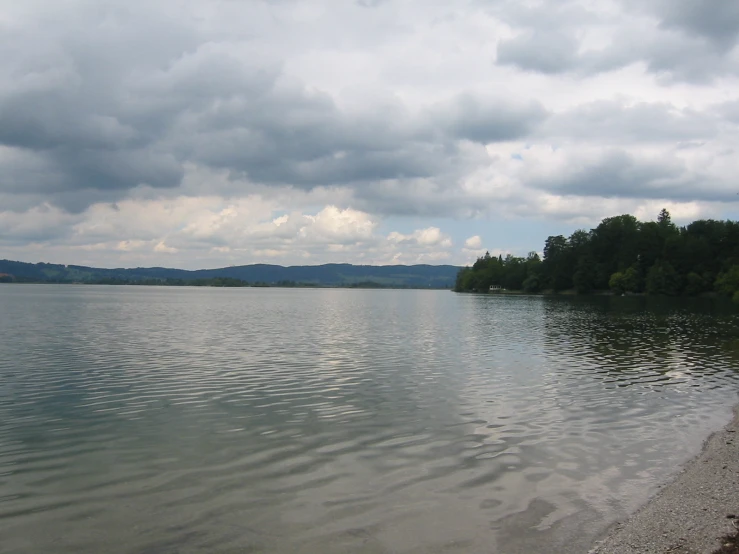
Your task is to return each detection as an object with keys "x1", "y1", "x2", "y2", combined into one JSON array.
[{"x1": 1, "y1": 0, "x2": 739, "y2": 269}]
